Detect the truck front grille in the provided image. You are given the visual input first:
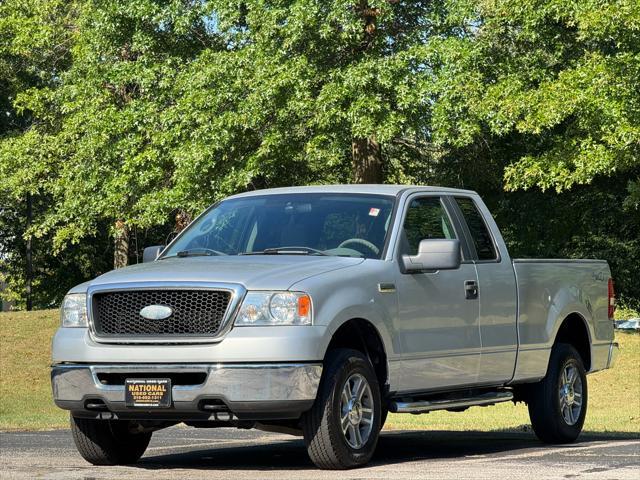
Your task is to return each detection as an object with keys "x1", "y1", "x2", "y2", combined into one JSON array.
[{"x1": 91, "y1": 289, "x2": 232, "y2": 338}]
